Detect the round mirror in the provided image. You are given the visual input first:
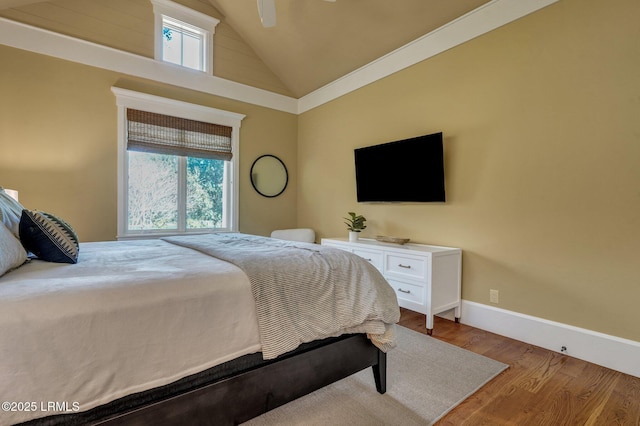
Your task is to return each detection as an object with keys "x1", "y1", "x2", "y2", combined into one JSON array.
[{"x1": 250, "y1": 154, "x2": 288, "y2": 198}]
